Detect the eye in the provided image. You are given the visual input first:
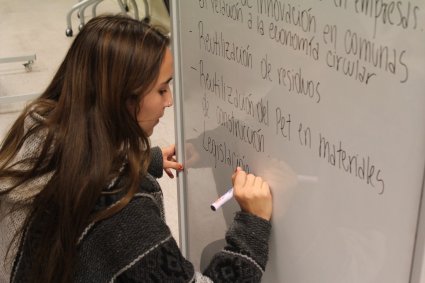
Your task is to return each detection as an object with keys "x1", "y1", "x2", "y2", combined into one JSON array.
[{"x1": 159, "y1": 89, "x2": 167, "y2": 95}]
